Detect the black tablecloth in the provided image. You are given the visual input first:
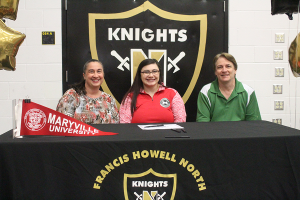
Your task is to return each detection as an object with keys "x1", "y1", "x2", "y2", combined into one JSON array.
[{"x1": 1, "y1": 121, "x2": 300, "y2": 199}]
